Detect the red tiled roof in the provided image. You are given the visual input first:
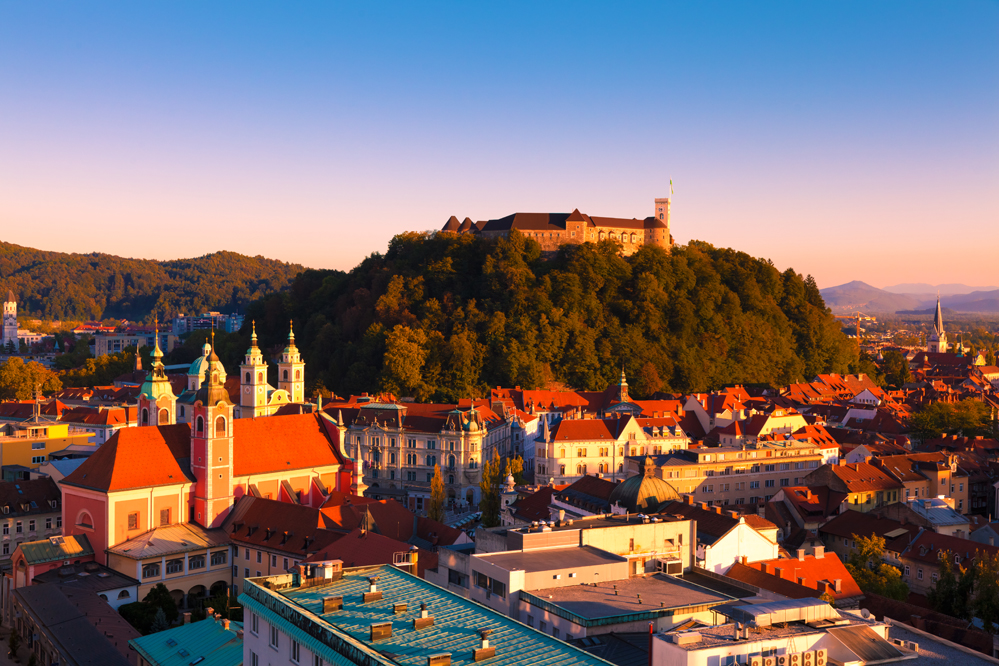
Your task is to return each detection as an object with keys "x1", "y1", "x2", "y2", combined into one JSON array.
[
  {"x1": 61, "y1": 413, "x2": 345, "y2": 493},
  {"x1": 725, "y1": 562, "x2": 822, "y2": 600},
  {"x1": 743, "y1": 552, "x2": 862, "y2": 600},
  {"x1": 510, "y1": 487, "x2": 556, "y2": 522},
  {"x1": 304, "y1": 528, "x2": 438, "y2": 576},
  {"x1": 61, "y1": 424, "x2": 193, "y2": 492},
  {"x1": 901, "y1": 530, "x2": 999, "y2": 566},
  {"x1": 819, "y1": 511, "x2": 919, "y2": 553},
  {"x1": 227, "y1": 496, "x2": 342, "y2": 556}
]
